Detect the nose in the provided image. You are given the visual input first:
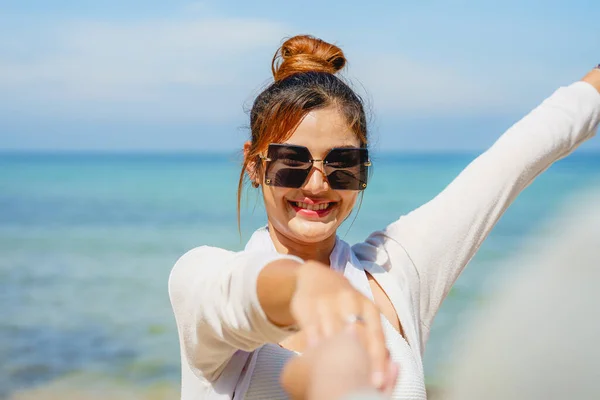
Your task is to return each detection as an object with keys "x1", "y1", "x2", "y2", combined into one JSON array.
[{"x1": 302, "y1": 161, "x2": 328, "y2": 194}]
